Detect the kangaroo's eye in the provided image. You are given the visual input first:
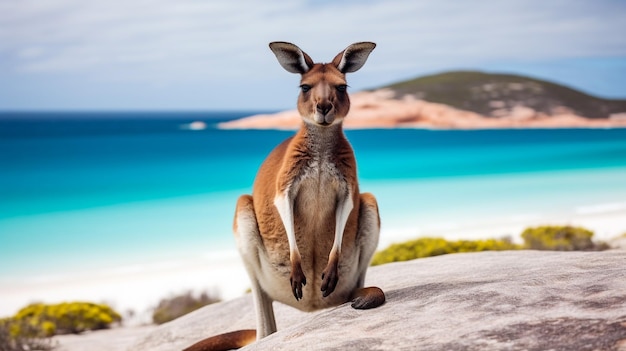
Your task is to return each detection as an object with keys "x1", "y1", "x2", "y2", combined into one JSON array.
[
  {"x1": 300, "y1": 84, "x2": 311, "y2": 93},
  {"x1": 336, "y1": 85, "x2": 347, "y2": 92}
]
